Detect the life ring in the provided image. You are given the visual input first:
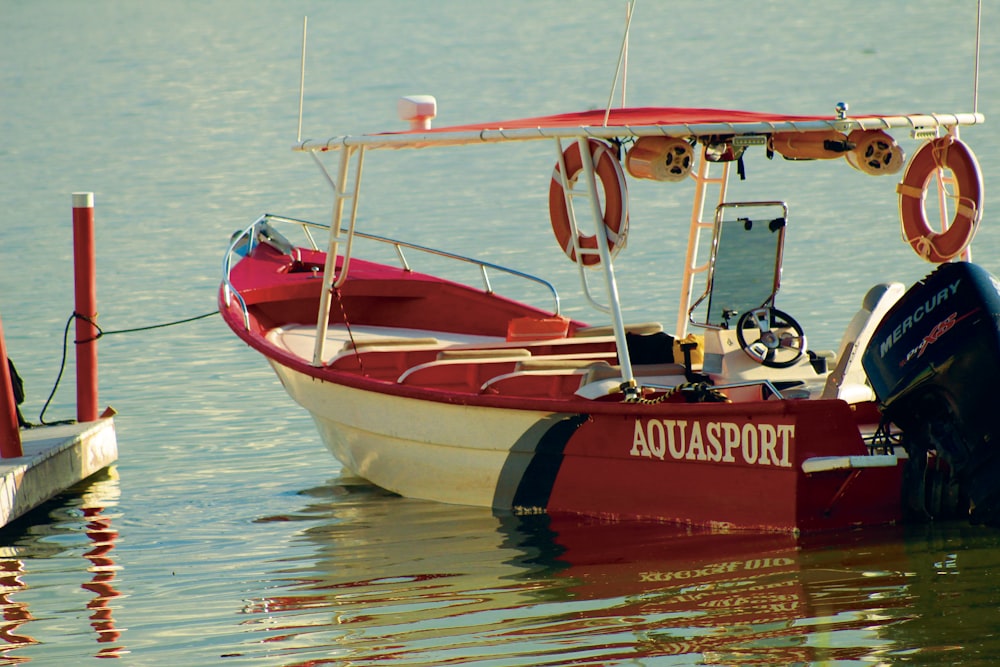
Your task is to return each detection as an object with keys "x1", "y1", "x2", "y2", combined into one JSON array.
[
  {"x1": 548, "y1": 139, "x2": 628, "y2": 266},
  {"x1": 770, "y1": 130, "x2": 851, "y2": 160},
  {"x1": 897, "y1": 136, "x2": 983, "y2": 263}
]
